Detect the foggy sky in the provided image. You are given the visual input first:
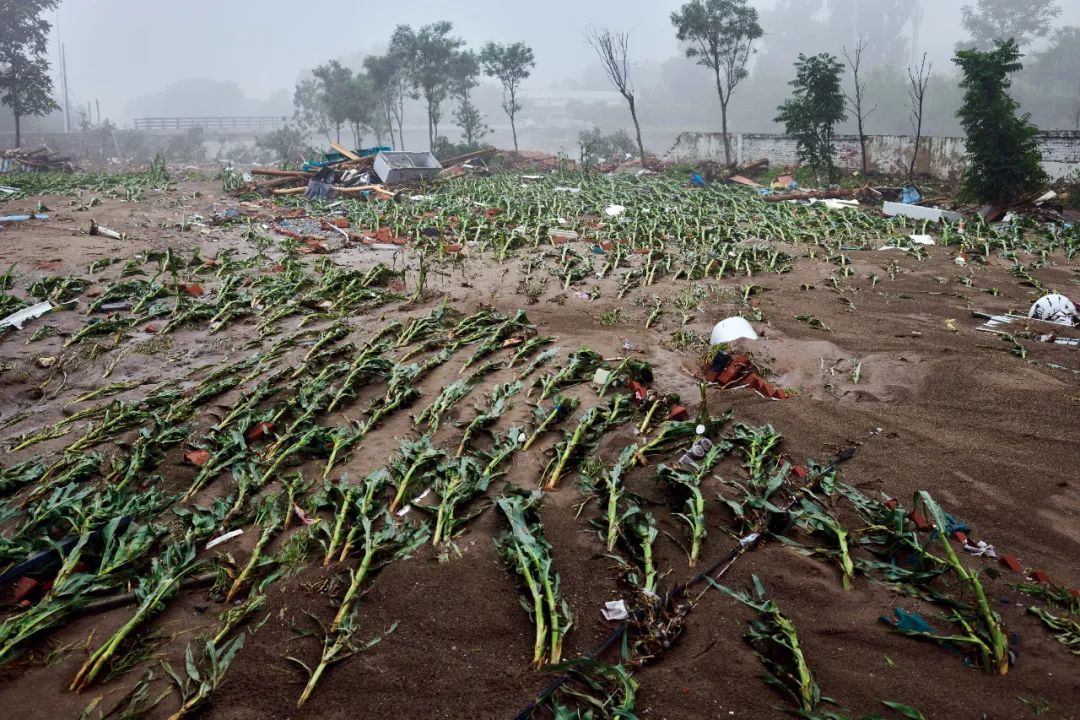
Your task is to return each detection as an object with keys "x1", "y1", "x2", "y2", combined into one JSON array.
[{"x1": 50, "y1": 0, "x2": 1080, "y2": 124}]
